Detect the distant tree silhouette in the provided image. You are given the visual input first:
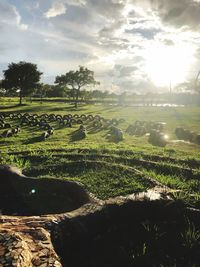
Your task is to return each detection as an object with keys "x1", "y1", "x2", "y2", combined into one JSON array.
[
  {"x1": 2, "y1": 61, "x2": 42, "y2": 105},
  {"x1": 55, "y1": 66, "x2": 99, "y2": 108}
]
